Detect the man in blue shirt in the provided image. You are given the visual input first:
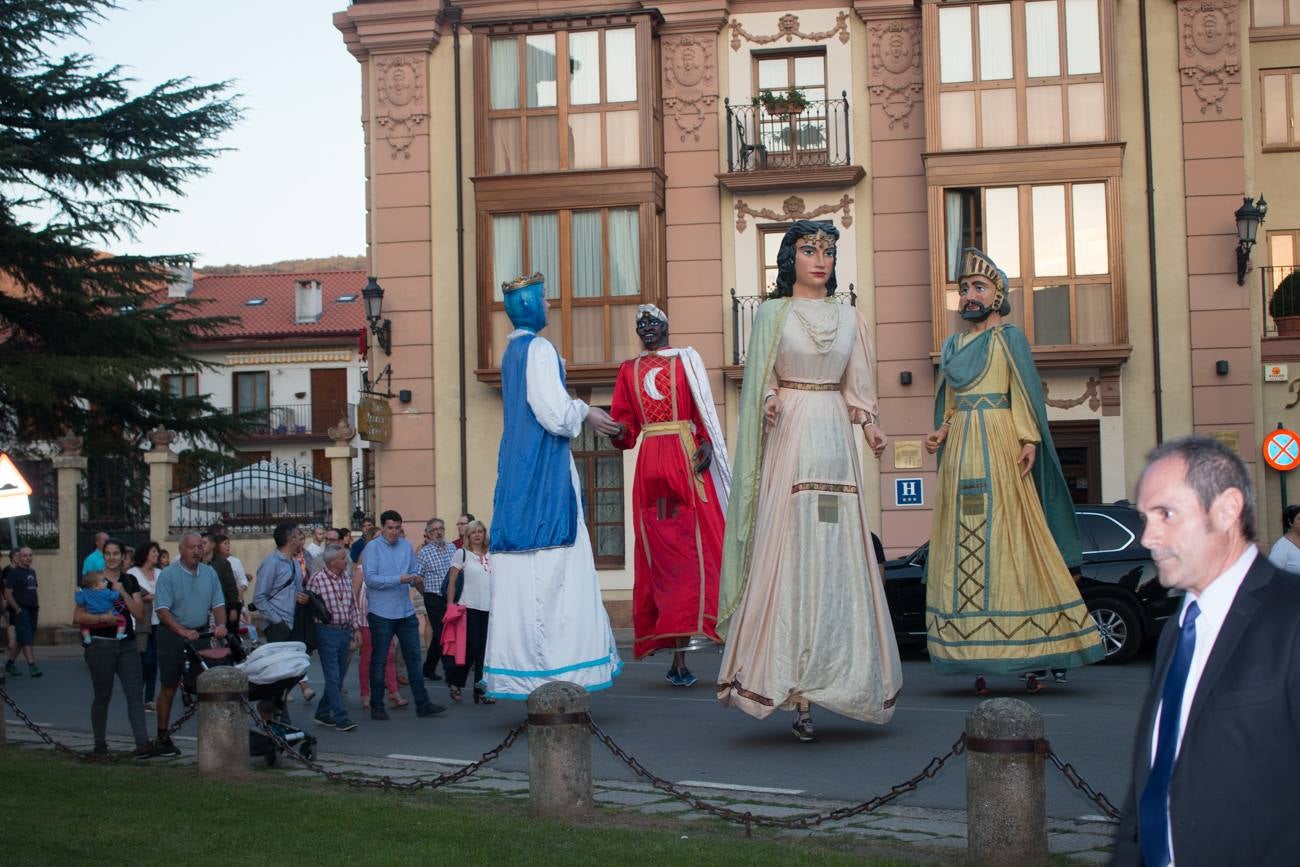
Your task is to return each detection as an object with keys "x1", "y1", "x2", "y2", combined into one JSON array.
[
  {"x1": 350, "y1": 515, "x2": 374, "y2": 562},
  {"x1": 153, "y1": 531, "x2": 226, "y2": 756},
  {"x1": 363, "y1": 509, "x2": 444, "y2": 720},
  {"x1": 81, "y1": 531, "x2": 108, "y2": 575},
  {"x1": 253, "y1": 523, "x2": 307, "y2": 642}
]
